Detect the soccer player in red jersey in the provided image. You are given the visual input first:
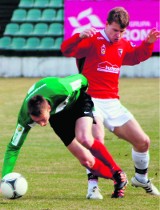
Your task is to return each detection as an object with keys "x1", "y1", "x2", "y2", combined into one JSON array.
[{"x1": 61, "y1": 7, "x2": 160, "y2": 198}]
